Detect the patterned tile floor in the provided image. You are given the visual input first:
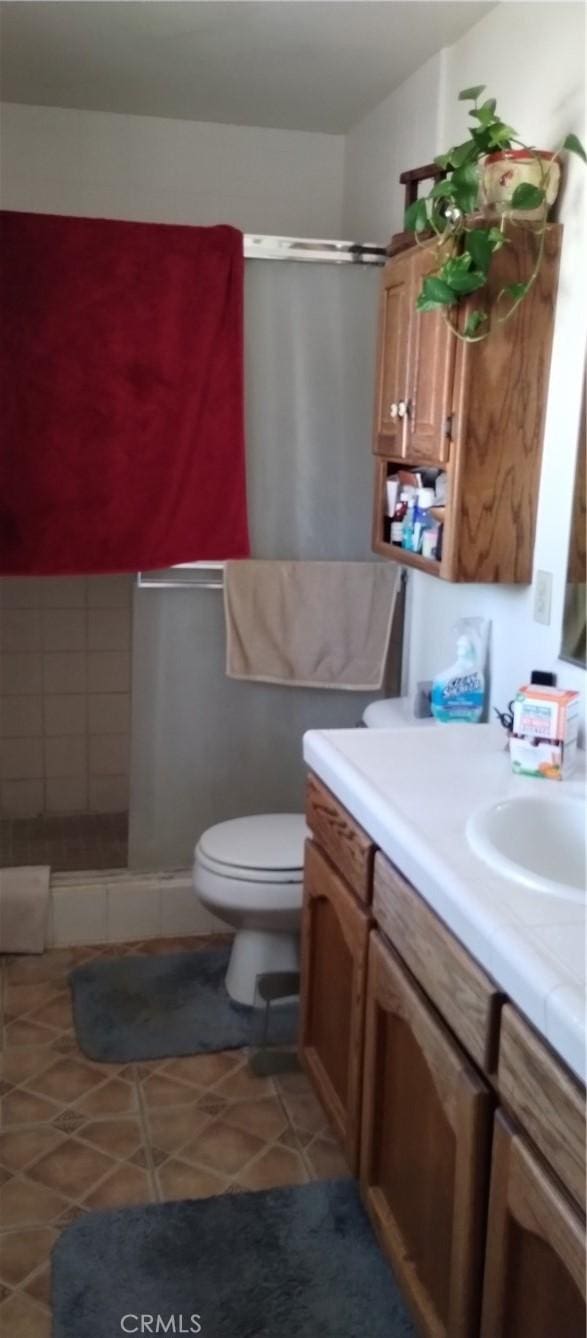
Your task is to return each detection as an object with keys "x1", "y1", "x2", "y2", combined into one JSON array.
[
  {"x1": 0, "y1": 934, "x2": 348, "y2": 1336},
  {"x1": 0, "y1": 811, "x2": 128, "y2": 872}
]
